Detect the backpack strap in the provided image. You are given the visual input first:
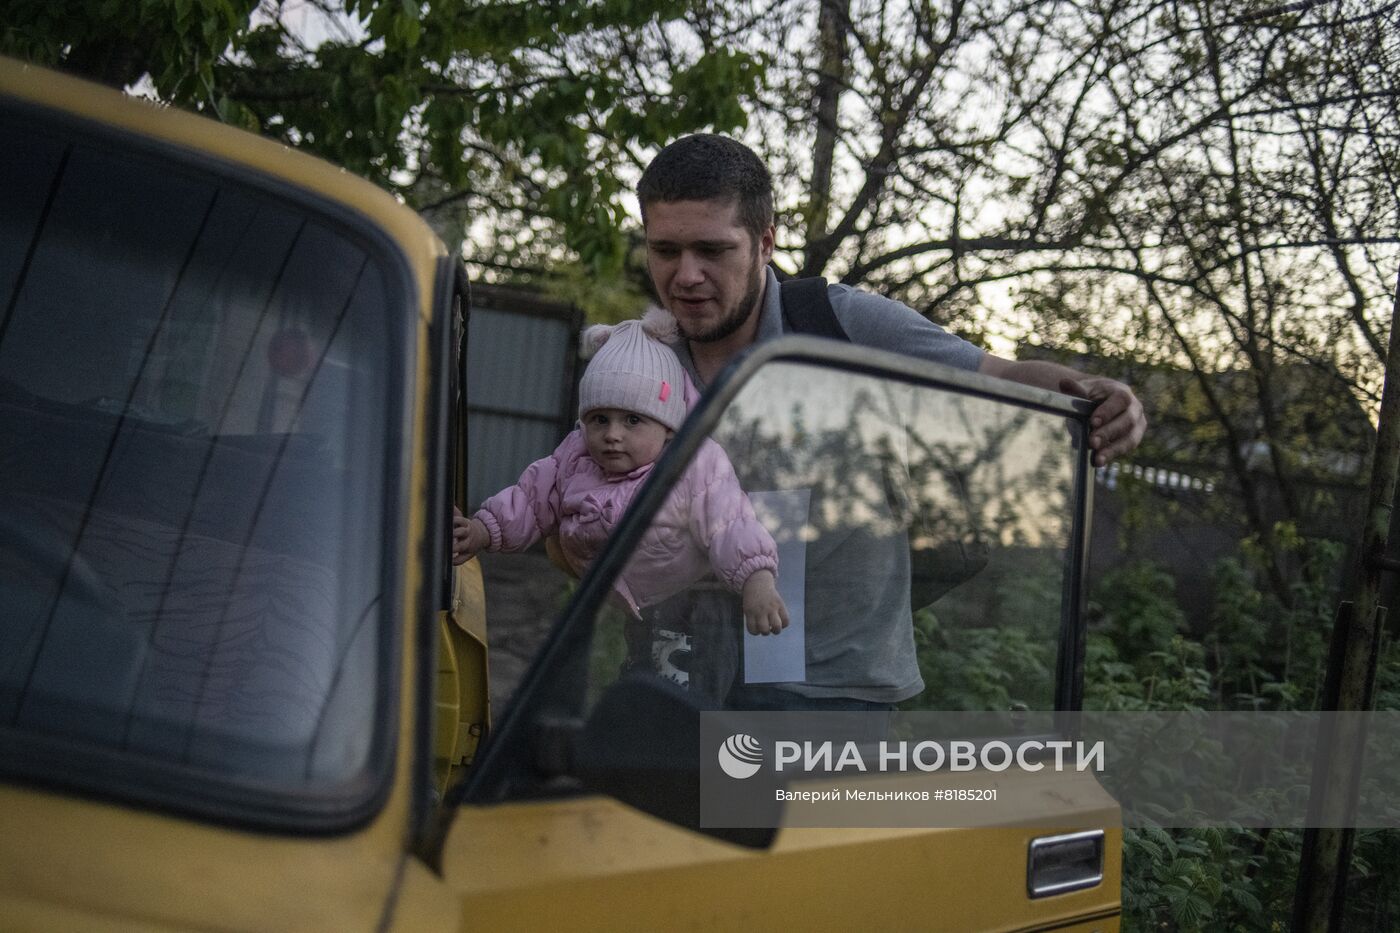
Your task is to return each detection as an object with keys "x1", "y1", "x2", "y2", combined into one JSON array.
[{"x1": 779, "y1": 277, "x2": 850, "y2": 342}]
